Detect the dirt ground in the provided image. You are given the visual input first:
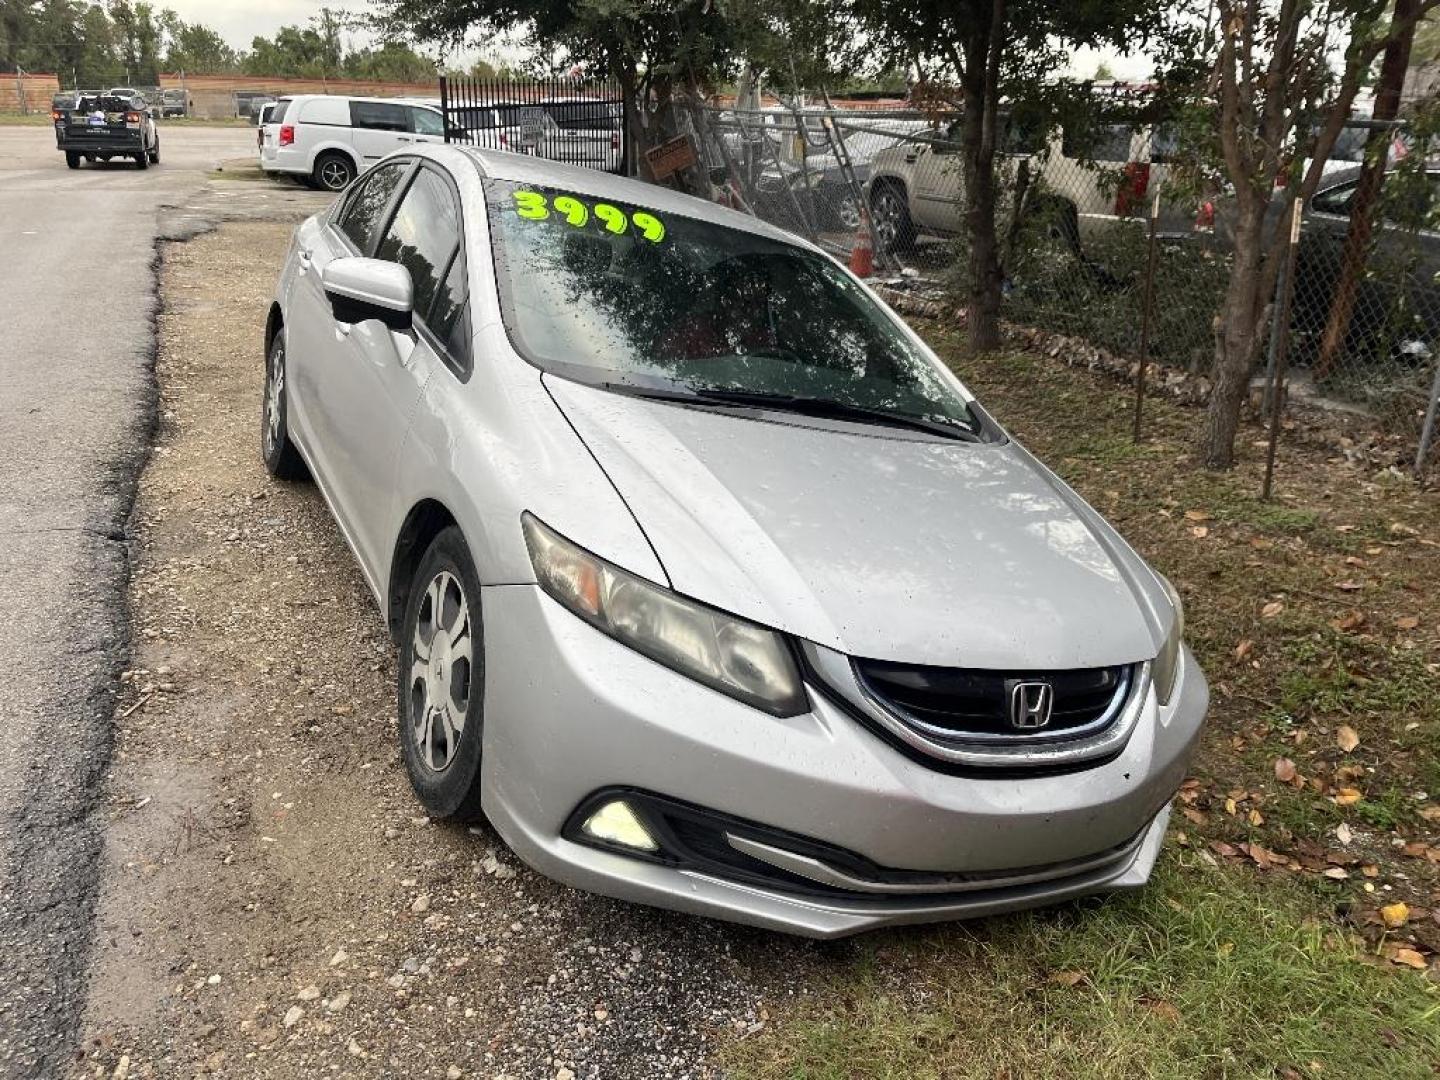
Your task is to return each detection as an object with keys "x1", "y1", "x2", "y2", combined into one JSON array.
[{"x1": 71, "y1": 220, "x2": 797, "y2": 1080}]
